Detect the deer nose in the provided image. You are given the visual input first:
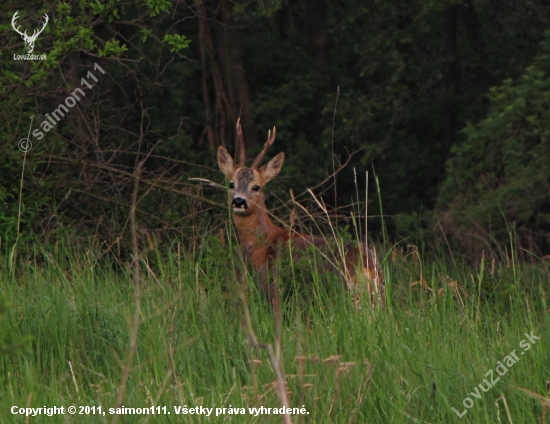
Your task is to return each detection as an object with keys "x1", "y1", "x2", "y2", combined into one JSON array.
[{"x1": 232, "y1": 197, "x2": 248, "y2": 209}]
